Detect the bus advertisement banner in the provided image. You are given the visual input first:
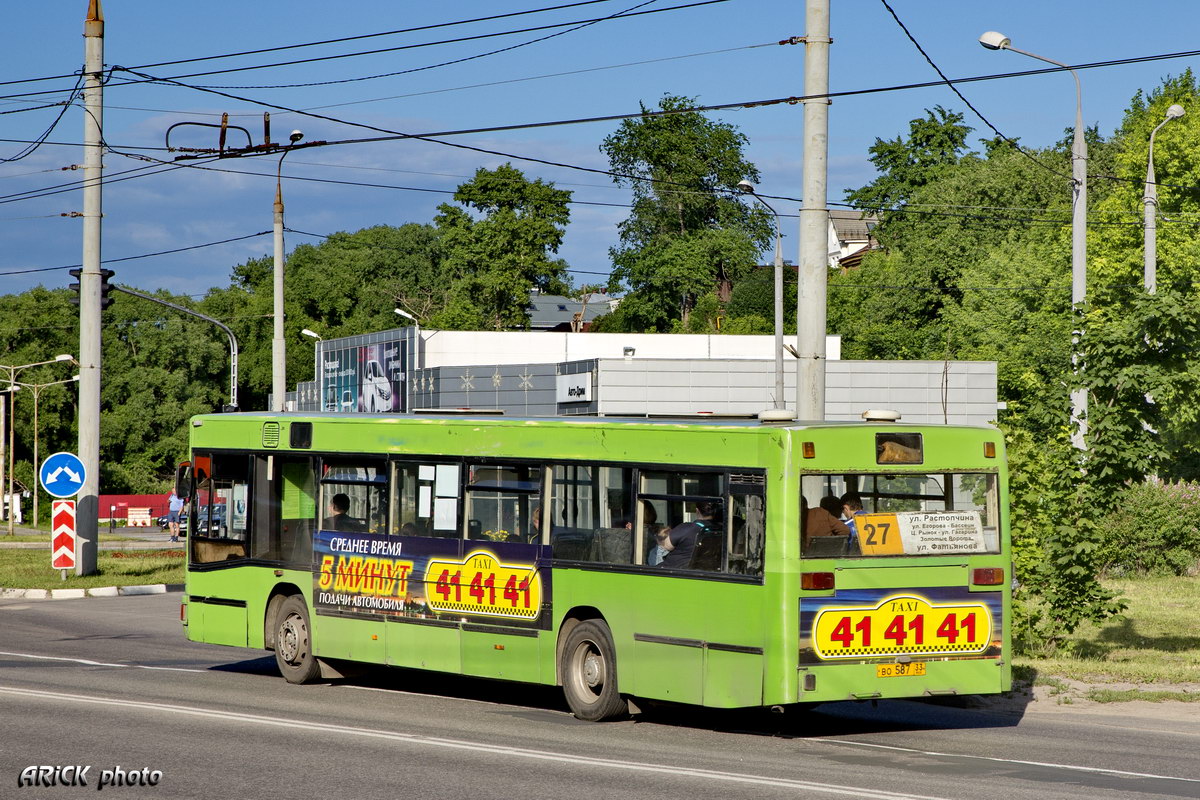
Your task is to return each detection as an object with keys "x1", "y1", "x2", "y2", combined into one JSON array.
[
  {"x1": 313, "y1": 529, "x2": 551, "y2": 628},
  {"x1": 798, "y1": 586, "x2": 1003, "y2": 665}
]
